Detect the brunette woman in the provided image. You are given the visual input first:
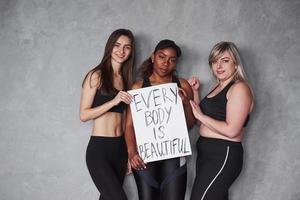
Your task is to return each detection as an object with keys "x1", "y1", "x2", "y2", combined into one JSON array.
[
  {"x1": 125, "y1": 39, "x2": 195, "y2": 200},
  {"x1": 80, "y1": 29, "x2": 135, "y2": 200}
]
